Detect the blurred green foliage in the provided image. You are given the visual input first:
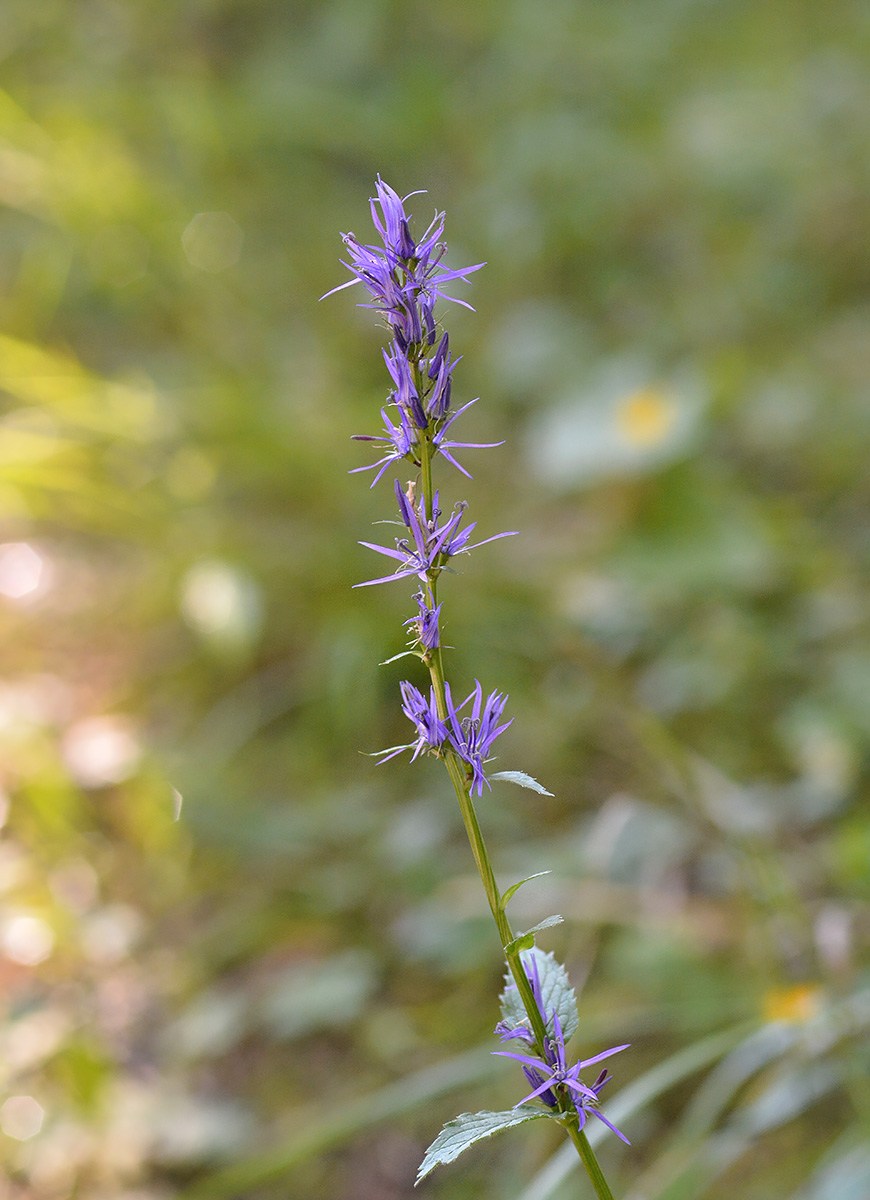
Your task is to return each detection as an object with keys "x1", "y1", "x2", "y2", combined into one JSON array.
[{"x1": 0, "y1": 2, "x2": 869, "y2": 1198}]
